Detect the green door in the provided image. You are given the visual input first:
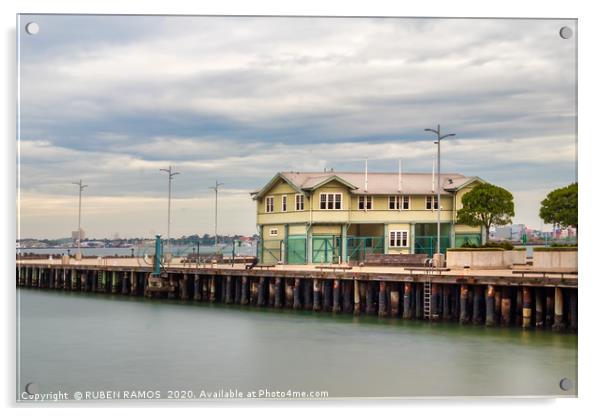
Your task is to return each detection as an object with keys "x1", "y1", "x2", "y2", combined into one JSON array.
[
  {"x1": 312, "y1": 236, "x2": 336, "y2": 264},
  {"x1": 287, "y1": 236, "x2": 307, "y2": 264}
]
